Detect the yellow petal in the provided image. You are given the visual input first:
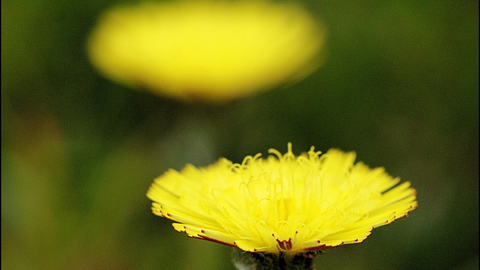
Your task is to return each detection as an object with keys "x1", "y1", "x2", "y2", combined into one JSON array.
[{"x1": 148, "y1": 143, "x2": 418, "y2": 255}]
